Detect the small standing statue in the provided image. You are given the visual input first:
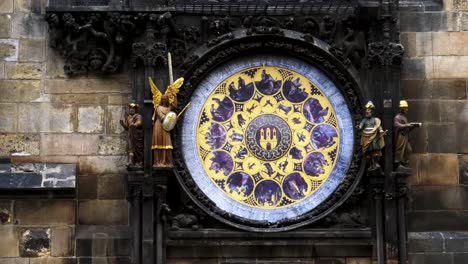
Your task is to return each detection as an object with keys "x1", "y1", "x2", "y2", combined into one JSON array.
[
  {"x1": 149, "y1": 76, "x2": 184, "y2": 168},
  {"x1": 394, "y1": 100, "x2": 421, "y2": 169},
  {"x1": 120, "y1": 102, "x2": 144, "y2": 166},
  {"x1": 358, "y1": 101, "x2": 386, "y2": 171}
]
